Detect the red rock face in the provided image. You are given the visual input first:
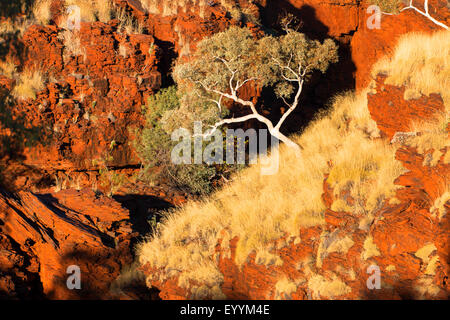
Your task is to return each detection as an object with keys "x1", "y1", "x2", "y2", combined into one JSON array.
[
  {"x1": 261, "y1": 0, "x2": 449, "y2": 90},
  {"x1": 141, "y1": 76, "x2": 449, "y2": 300},
  {"x1": 19, "y1": 22, "x2": 160, "y2": 169},
  {"x1": 0, "y1": 0, "x2": 239, "y2": 191},
  {"x1": 0, "y1": 20, "x2": 162, "y2": 190},
  {"x1": 0, "y1": 186, "x2": 190, "y2": 299},
  {"x1": 0, "y1": 188, "x2": 135, "y2": 299}
]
